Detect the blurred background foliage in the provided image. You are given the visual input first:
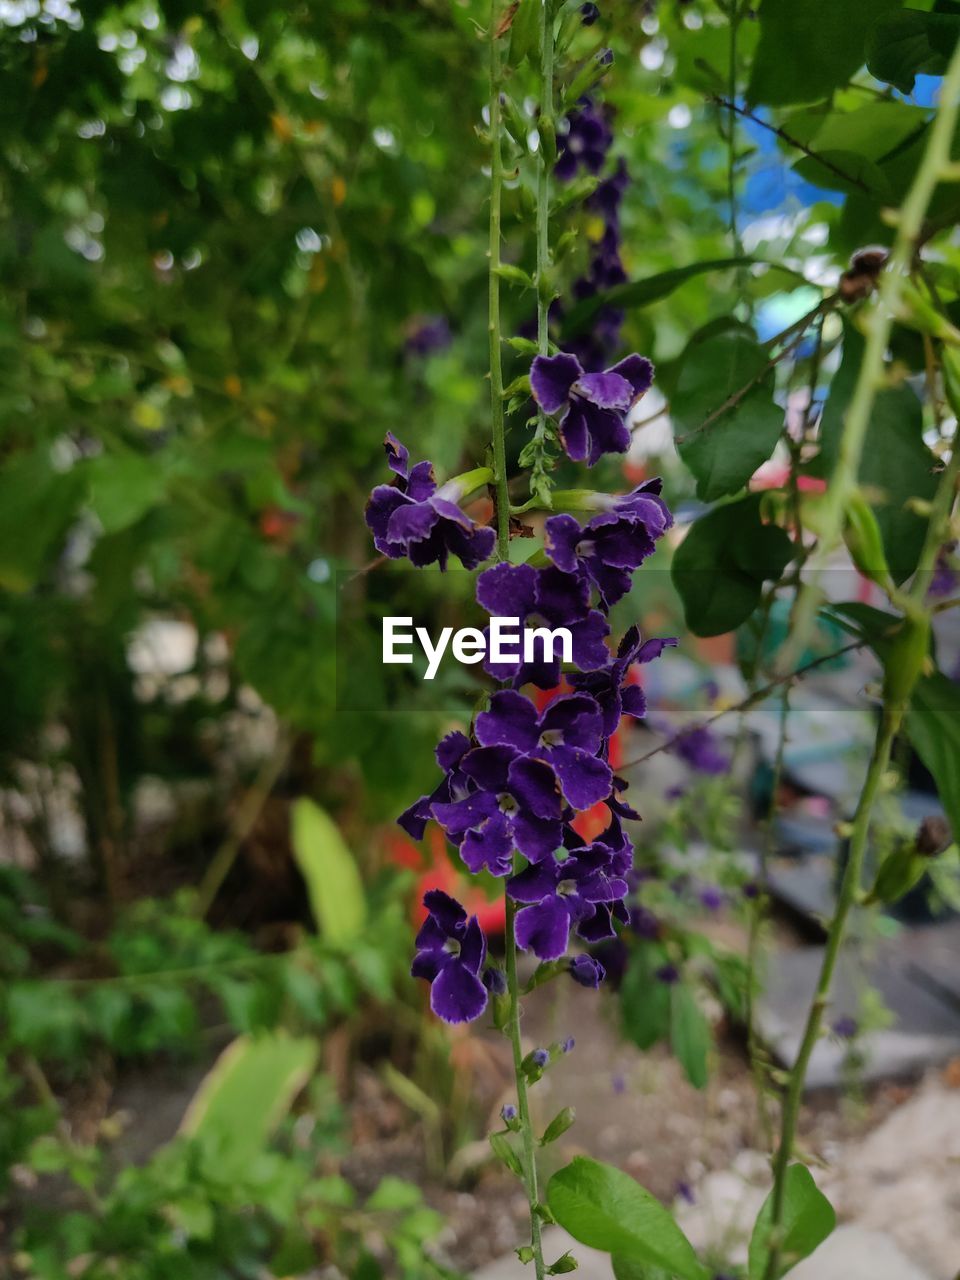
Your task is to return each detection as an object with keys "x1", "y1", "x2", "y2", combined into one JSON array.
[{"x1": 3, "y1": 0, "x2": 960, "y2": 1274}]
